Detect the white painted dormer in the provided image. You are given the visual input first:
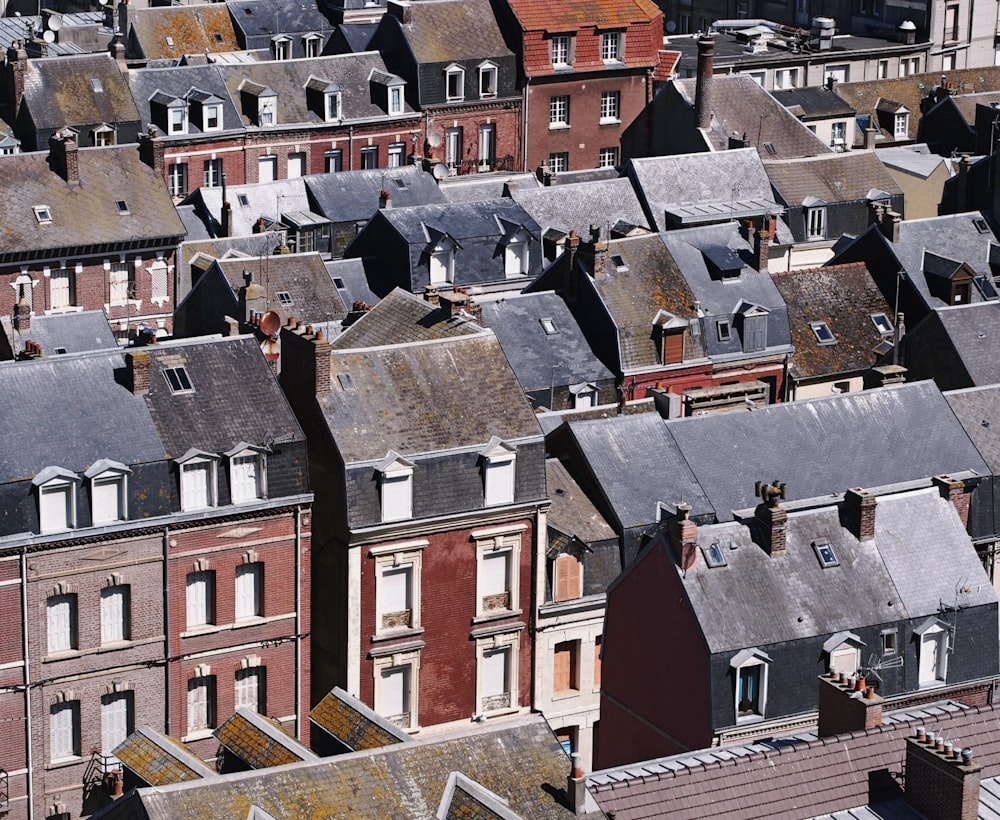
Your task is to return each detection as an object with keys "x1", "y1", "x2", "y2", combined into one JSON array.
[
  {"x1": 378, "y1": 452, "x2": 415, "y2": 522},
  {"x1": 480, "y1": 438, "x2": 516, "y2": 507},
  {"x1": 239, "y1": 80, "x2": 277, "y2": 127}
]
